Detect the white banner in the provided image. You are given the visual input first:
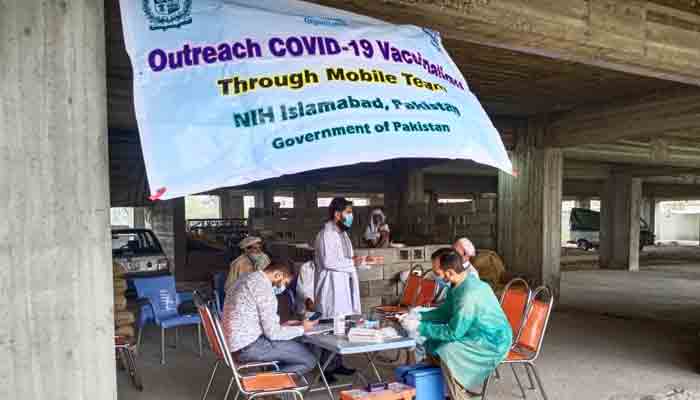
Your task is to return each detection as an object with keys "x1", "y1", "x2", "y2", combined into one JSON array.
[{"x1": 119, "y1": 0, "x2": 513, "y2": 200}]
